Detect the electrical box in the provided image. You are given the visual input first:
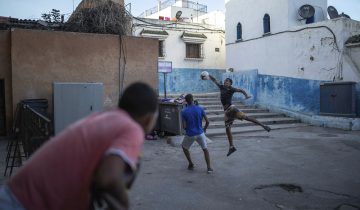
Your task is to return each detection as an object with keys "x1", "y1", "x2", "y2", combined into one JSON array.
[
  {"x1": 320, "y1": 82, "x2": 356, "y2": 117},
  {"x1": 53, "y1": 83, "x2": 103, "y2": 134}
]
